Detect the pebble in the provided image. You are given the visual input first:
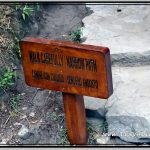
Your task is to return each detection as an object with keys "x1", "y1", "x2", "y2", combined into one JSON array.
[
  {"x1": 96, "y1": 135, "x2": 110, "y2": 144},
  {"x1": 0, "y1": 139, "x2": 9, "y2": 144},
  {"x1": 13, "y1": 122, "x2": 22, "y2": 126},
  {"x1": 21, "y1": 93, "x2": 25, "y2": 96},
  {"x1": 29, "y1": 112, "x2": 35, "y2": 117},
  {"x1": 22, "y1": 107, "x2": 28, "y2": 111},
  {"x1": 17, "y1": 125, "x2": 31, "y2": 140},
  {"x1": 20, "y1": 114, "x2": 27, "y2": 120}
]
